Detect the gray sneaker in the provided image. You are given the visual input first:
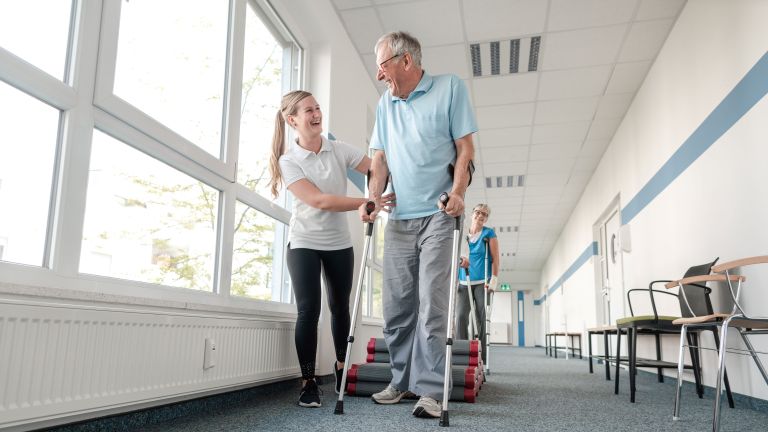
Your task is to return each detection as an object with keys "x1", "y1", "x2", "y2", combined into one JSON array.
[
  {"x1": 371, "y1": 385, "x2": 413, "y2": 404},
  {"x1": 412, "y1": 396, "x2": 441, "y2": 418}
]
